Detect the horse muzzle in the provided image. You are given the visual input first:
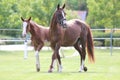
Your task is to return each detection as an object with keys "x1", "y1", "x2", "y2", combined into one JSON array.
[
  {"x1": 22, "y1": 34, "x2": 26, "y2": 38},
  {"x1": 61, "y1": 19, "x2": 67, "y2": 28}
]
